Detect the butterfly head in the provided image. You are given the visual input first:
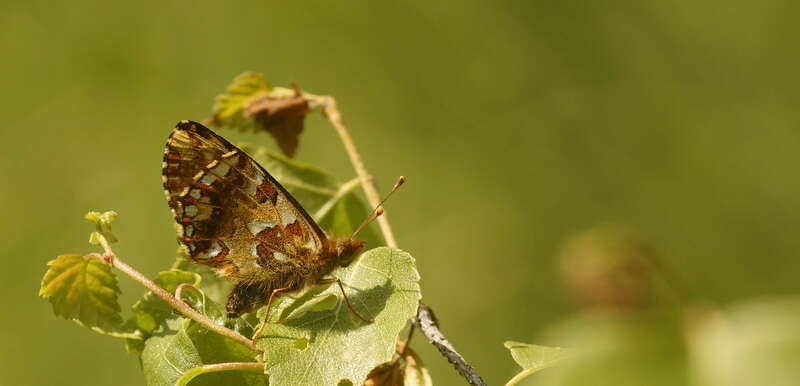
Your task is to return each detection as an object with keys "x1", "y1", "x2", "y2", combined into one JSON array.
[{"x1": 335, "y1": 238, "x2": 367, "y2": 267}]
